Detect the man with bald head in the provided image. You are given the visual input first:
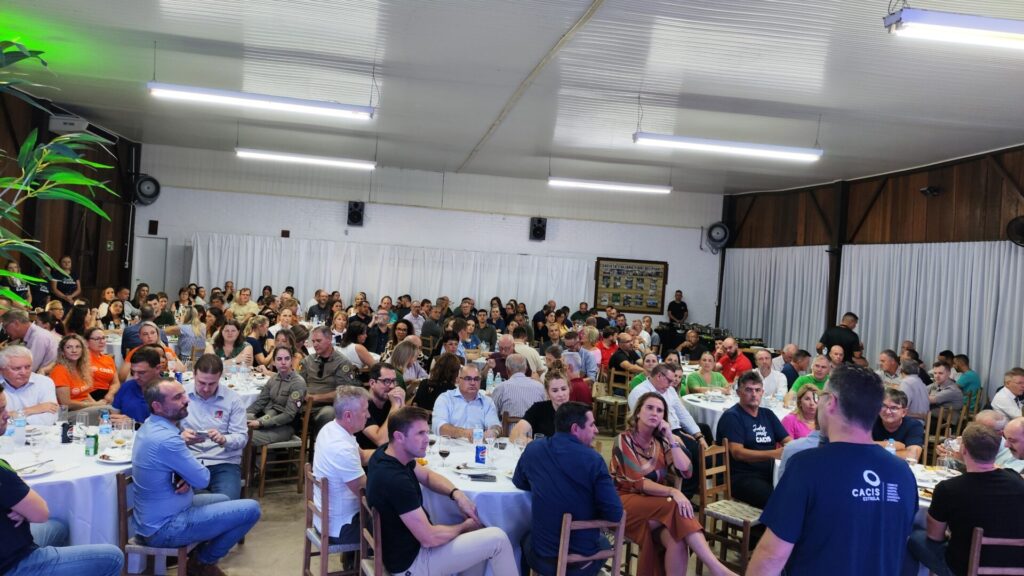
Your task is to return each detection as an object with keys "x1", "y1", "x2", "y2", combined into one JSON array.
[
  {"x1": 609, "y1": 333, "x2": 643, "y2": 376},
  {"x1": 828, "y1": 345, "x2": 845, "y2": 367},
  {"x1": 1004, "y1": 417, "x2": 1024, "y2": 469},
  {"x1": 716, "y1": 337, "x2": 753, "y2": 384},
  {"x1": 772, "y1": 343, "x2": 798, "y2": 373},
  {"x1": 490, "y1": 354, "x2": 545, "y2": 419}
]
